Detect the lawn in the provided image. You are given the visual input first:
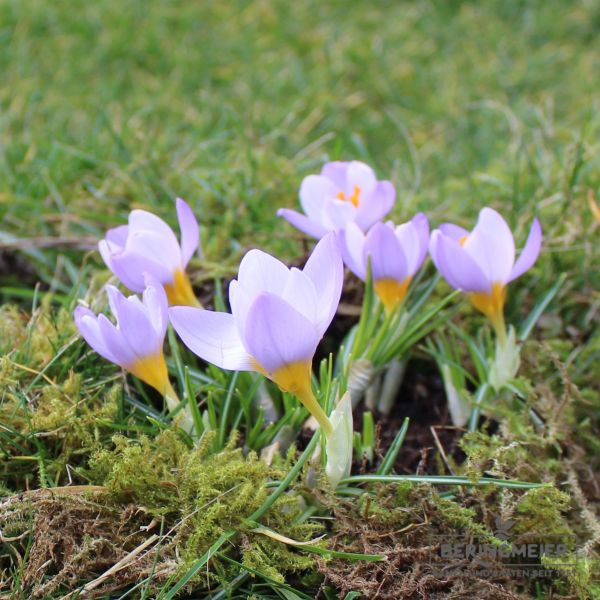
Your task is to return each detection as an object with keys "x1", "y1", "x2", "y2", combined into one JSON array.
[{"x1": 0, "y1": 0, "x2": 599, "y2": 598}]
